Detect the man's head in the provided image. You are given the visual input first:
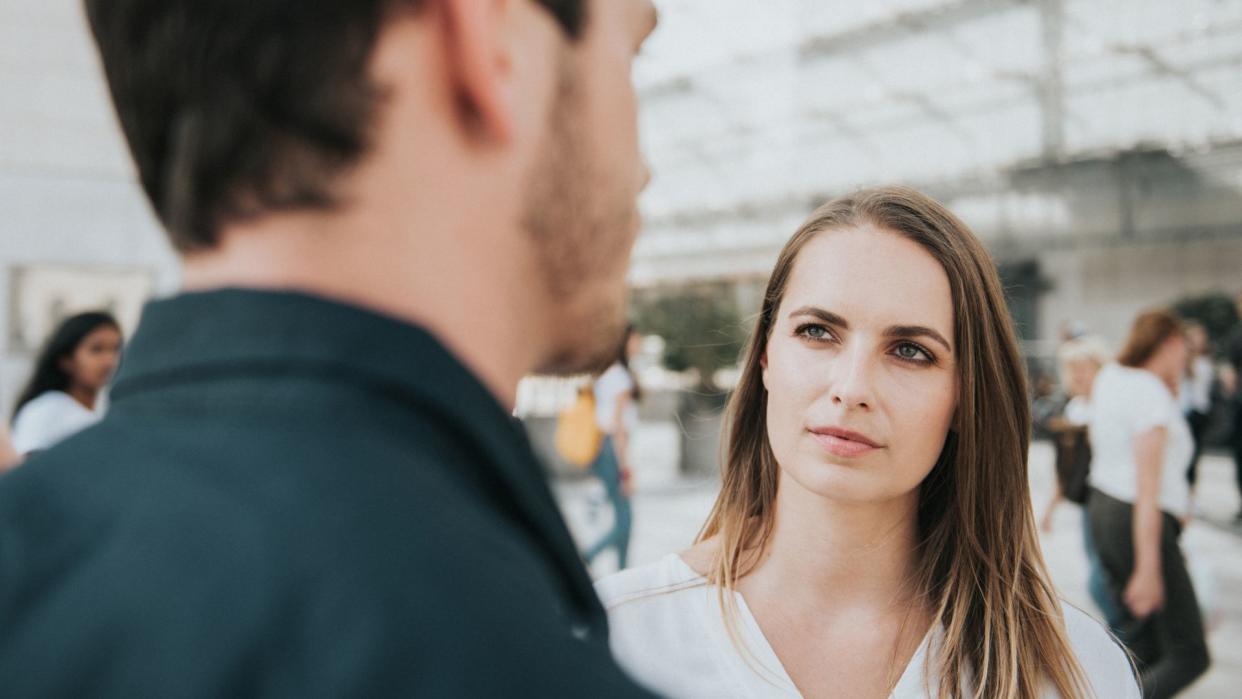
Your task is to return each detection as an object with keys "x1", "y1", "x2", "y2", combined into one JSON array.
[
  {"x1": 84, "y1": 0, "x2": 584, "y2": 250},
  {"x1": 85, "y1": 0, "x2": 656, "y2": 378}
]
